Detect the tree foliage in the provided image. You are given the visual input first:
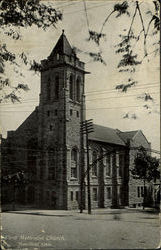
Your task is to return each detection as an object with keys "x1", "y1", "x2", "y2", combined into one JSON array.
[
  {"x1": 86, "y1": 0, "x2": 160, "y2": 115},
  {"x1": 131, "y1": 147, "x2": 160, "y2": 182},
  {"x1": 0, "y1": 0, "x2": 62, "y2": 102}
]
